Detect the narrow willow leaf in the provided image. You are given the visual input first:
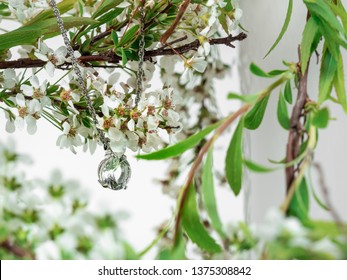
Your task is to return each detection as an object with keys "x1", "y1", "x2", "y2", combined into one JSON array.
[
  {"x1": 244, "y1": 159, "x2": 275, "y2": 173},
  {"x1": 227, "y1": 92, "x2": 258, "y2": 103},
  {"x1": 312, "y1": 16, "x2": 345, "y2": 59},
  {"x1": 318, "y1": 47, "x2": 338, "y2": 104},
  {"x1": 284, "y1": 80, "x2": 293, "y2": 104},
  {"x1": 288, "y1": 177, "x2": 309, "y2": 222},
  {"x1": 301, "y1": 17, "x2": 321, "y2": 74},
  {"x1": 181, "y1": 184, "x2": 222, "y2": 253},
  {"x1": 244, "y1": 94, "x2": 270, "y2": 130},
  {"x1": 277, "y1": 92, "x2": 290, "y2": 130},
  {"x1": 334, "y1": 51, "x2": 347, "y2": 113},
  {"x1": 119, "y1": 25, "x2": 139, "y2": 47},
  {"x1": 225, "y1": 119, "x2": 244, "y2": 196},
  {"x1": 0, "y1": 17, "x2": 98, "y2": 51},
  {"x1": 76, "y1": 8, "x2": 123, "y2": 41},
  {"x1": 305, "y1": 0, "x2": 345, "y2": 35},
  {"x1": 328, "y1": 1, "x2": 347, "y2": 33},
  {"x1": 201, "y1": 148, "x2": 225, "y2": 238},
  {"x1": 264, "y1": 0, "x2": 293, "y2": 58},
  {"x1": 249, "y1": 63, "x2": 269, "y2": 77},
  {"x1": 312, "y1": 107, "x2": 330, "y2": 128},
  {"x1": 92, "y1": 0, "x2": 123, "y2": 19},
  {"x1": 136, "y1": 120, "x2": 222, "y2": 160}
]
